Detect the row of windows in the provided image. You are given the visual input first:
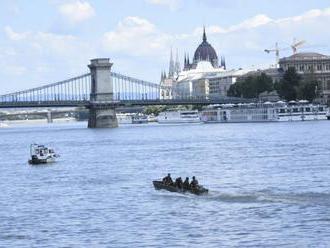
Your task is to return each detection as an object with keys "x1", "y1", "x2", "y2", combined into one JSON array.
[
  {"x1": 282, "y1": 63, "x2": 330, "y2": 72},
  {"x1": 278, "y1": 107, "x2": 325, "y2": 113}
]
